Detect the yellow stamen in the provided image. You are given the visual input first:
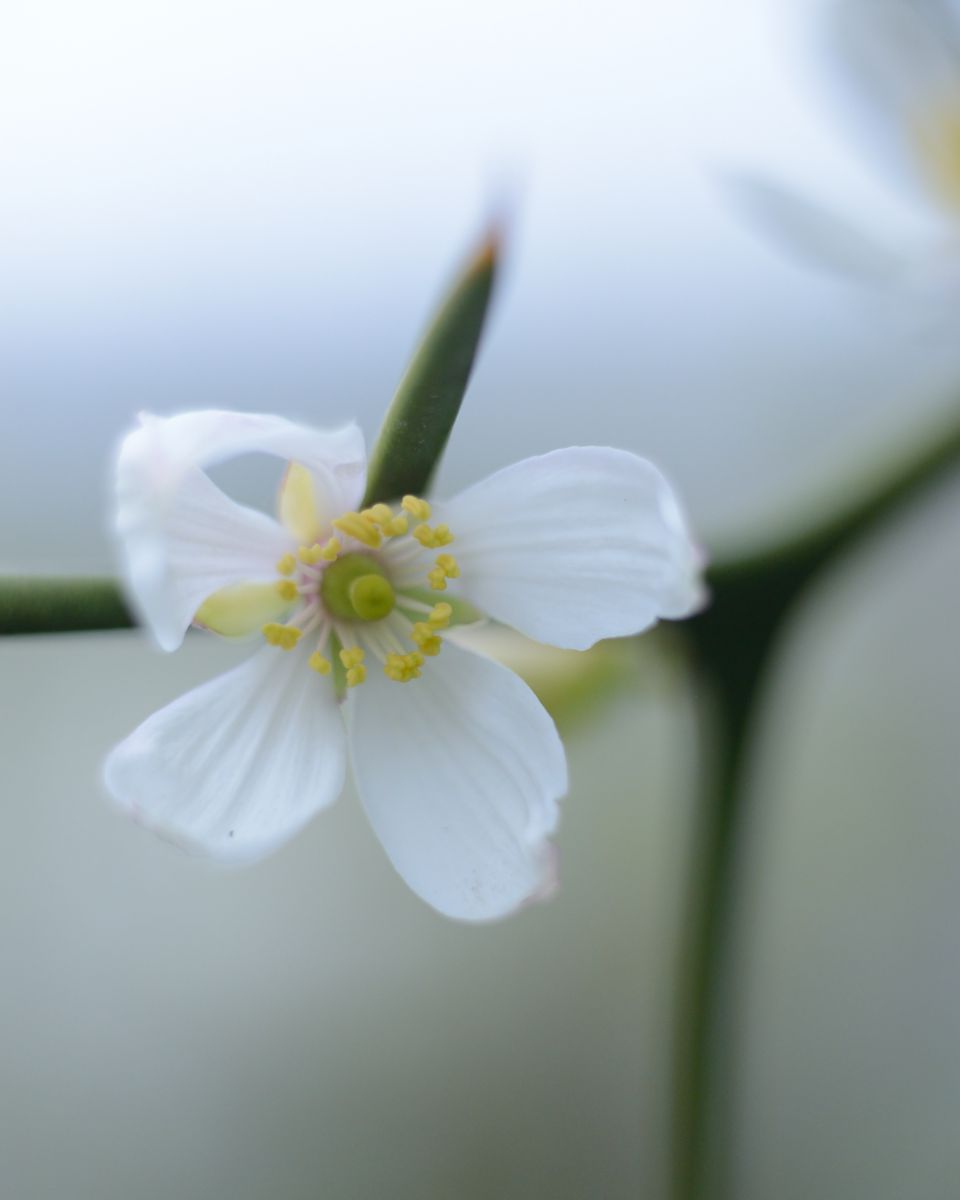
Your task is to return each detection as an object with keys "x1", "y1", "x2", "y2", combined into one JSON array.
[
  {"x1": 262, "y1": 623, "x2": 303, "y2": 650},
  {"x1": 275, "y1": 579, "x2": 299, "y2": 602},
  {"x1": 427, "y1": 567, "x2": 447, "y2": 591},
  {"x1": 411, "y1": 623, "x2": 442, "y2": 656},
  {"x1": 308, "y1": 651, "x2": 332, "y2": 674},
  {"x1": 435, "y1": 553, "x2": 460, "y2": 579},
  {"x1": 339, "y1": 645, "x2": 367, "y2": 687},
  {"x1": 358, "y1": 505, "x2": 407, "y2": 538},
  {"x1": 276, "y1": 553, "x2": 297, "y2": 576},
  {"x1": 428, "y1": 602, "x2": 452, "y2": 629},
  {"x1": 339, "y1": 646, "x2": 365, "y2": 669},
  {"x1": 319, "y1": 536, "x2": 341, "y2": 561},
  {"x1": 333, "y1": 512, "x2": 382, "y2": 548},
  {"x1": 401, "y1": 495, "x2": 431, "y2": 520},
  {"x1": 384, "y1": 651, "x2": 425, "y2": 682},
  {"x1": 412, "y1": 522, "x2": 454, "y2": 549},
  {"x1": 413, "y1": 523, "x2": 436, "y2": 547},
  {"x1": 362, "y1": 503, "x2": 394, "y2": 526},
  {"x1": 299, "y1": 544, "x2": 323, "y2": 565}
]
